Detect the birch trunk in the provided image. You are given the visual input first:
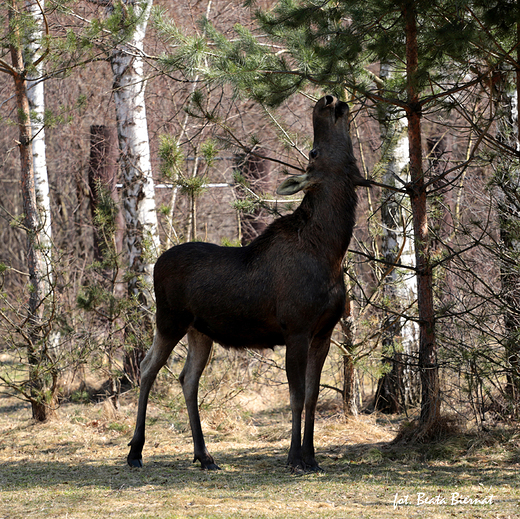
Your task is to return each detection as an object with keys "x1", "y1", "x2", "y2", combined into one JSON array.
[
  {"x1": 25, "y1": 0, "x2": 53, "y2": 295},
  {"x1": 110, "y1": 0, "x2": 159, "y2": 302},
  {"x1": 110, "y1": 0, "x2": 160, "y2": 383},
  {"x1": 495, "y1": 66, "x2": 520, "y2": 409},
  {"x1": 375, "y1": 63, "x2": 419, "y2": 413}
]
